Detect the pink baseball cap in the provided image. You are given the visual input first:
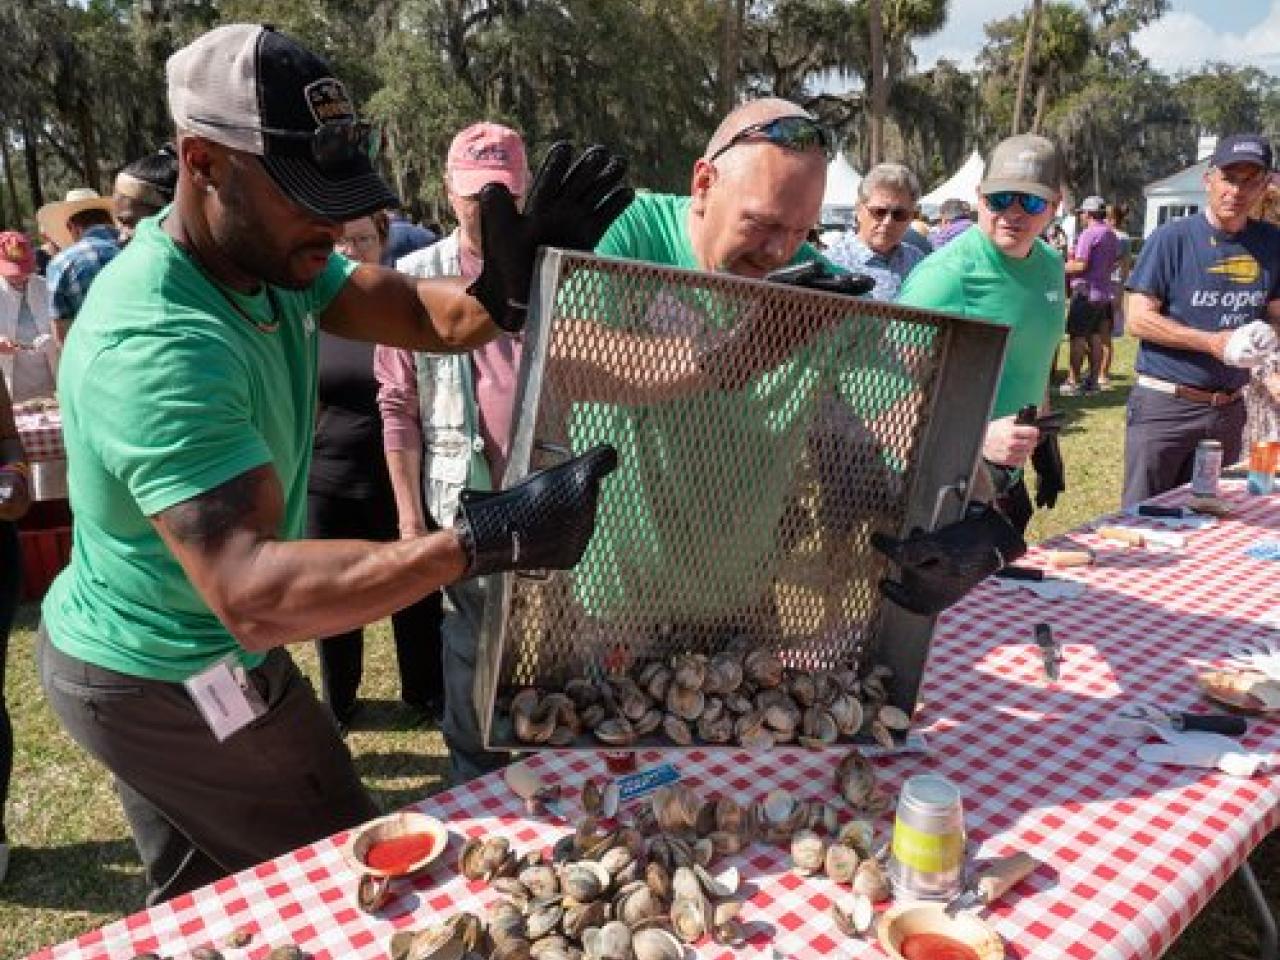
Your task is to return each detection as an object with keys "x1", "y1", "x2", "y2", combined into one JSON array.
[
  {"x1": 0, "y1": 231, "x2": 35, "y2": 279},
  {"x1": 447, "y1": 123, "x2": 528, "y2": 196}
]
